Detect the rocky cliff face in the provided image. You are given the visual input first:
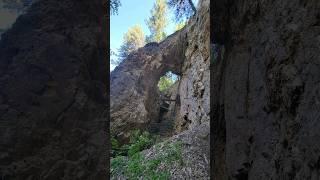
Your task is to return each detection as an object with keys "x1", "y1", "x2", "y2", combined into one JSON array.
[
  {"x1": 0, "y1": 0, "x2": 108, "y2": 179},
  {"x1": 110, "y1": 0, "x2": 209, "y2": 142},
  {"x1": 110, "y1": 29, "x2": 187, "y2": 142},
  {"x1": 110, "y1": 0, "x2": 209, "y2": 178},
  {"x1": 212, "y1": 0, "x2": 320, "y2": 179},
  {"x1": 176, "y1": 0, "x2": 210, "y2": 132}
]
